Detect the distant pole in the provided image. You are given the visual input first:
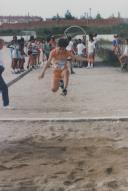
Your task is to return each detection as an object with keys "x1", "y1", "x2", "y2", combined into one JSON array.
[
  {"x1": 28, "y1": 12, "x2": 29, "y2": 23},
  {"x1": 87, "y1": 13, "x2": 89, "y2": 25},
  {"x1": 84, "y1": 12, "x2": 86, "y2": 19},
  {"x1": 89, "y1": 8, "x2": 92, "y2": 19},
  {"x1": 27, "y1": 12, "x2": 30, "y2": 30},
  {"x1": 9, "y1": 15, "x2": 10, "y2": 24}
]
